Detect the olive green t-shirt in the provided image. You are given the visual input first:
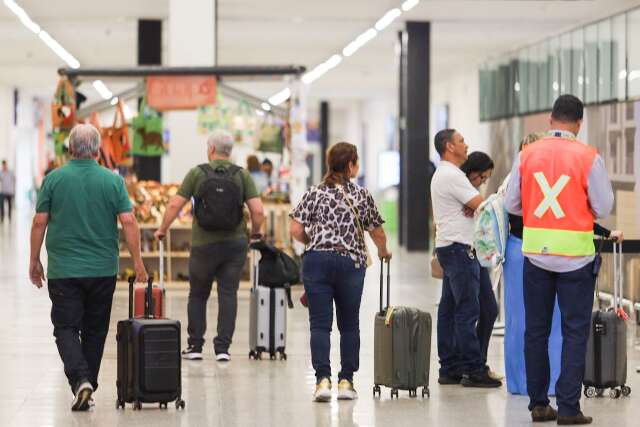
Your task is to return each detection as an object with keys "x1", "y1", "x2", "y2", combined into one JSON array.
[
  {"x1": 36, "y1": 160, "x2": 133, "y2": 279},
  {"x1": 178, "y1": 160, "x2": 258, "y2": 247}
]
